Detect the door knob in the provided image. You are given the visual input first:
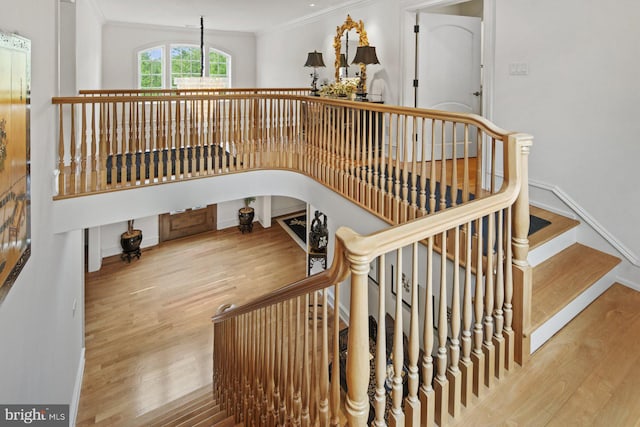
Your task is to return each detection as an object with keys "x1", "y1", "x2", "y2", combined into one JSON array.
[{"x1": 473, "y1": 91, "x2": 482, "y2": 97}]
